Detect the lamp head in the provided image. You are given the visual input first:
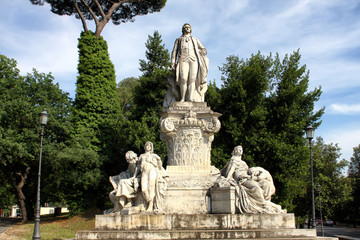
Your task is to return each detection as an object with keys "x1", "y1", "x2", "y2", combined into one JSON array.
[
  {"x1": 39, "y1": 109, "x2": 49, "y2": 126},
  {"x1": 305, "y1": 125, "x2": 315, "y2": 140}
]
